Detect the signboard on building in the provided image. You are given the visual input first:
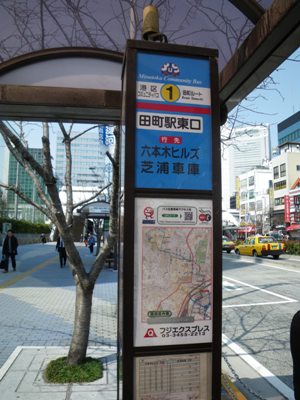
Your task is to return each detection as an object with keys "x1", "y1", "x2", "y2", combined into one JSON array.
[{"x1": 284, "y1": 195, "x2": 291, "y2": 223}]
